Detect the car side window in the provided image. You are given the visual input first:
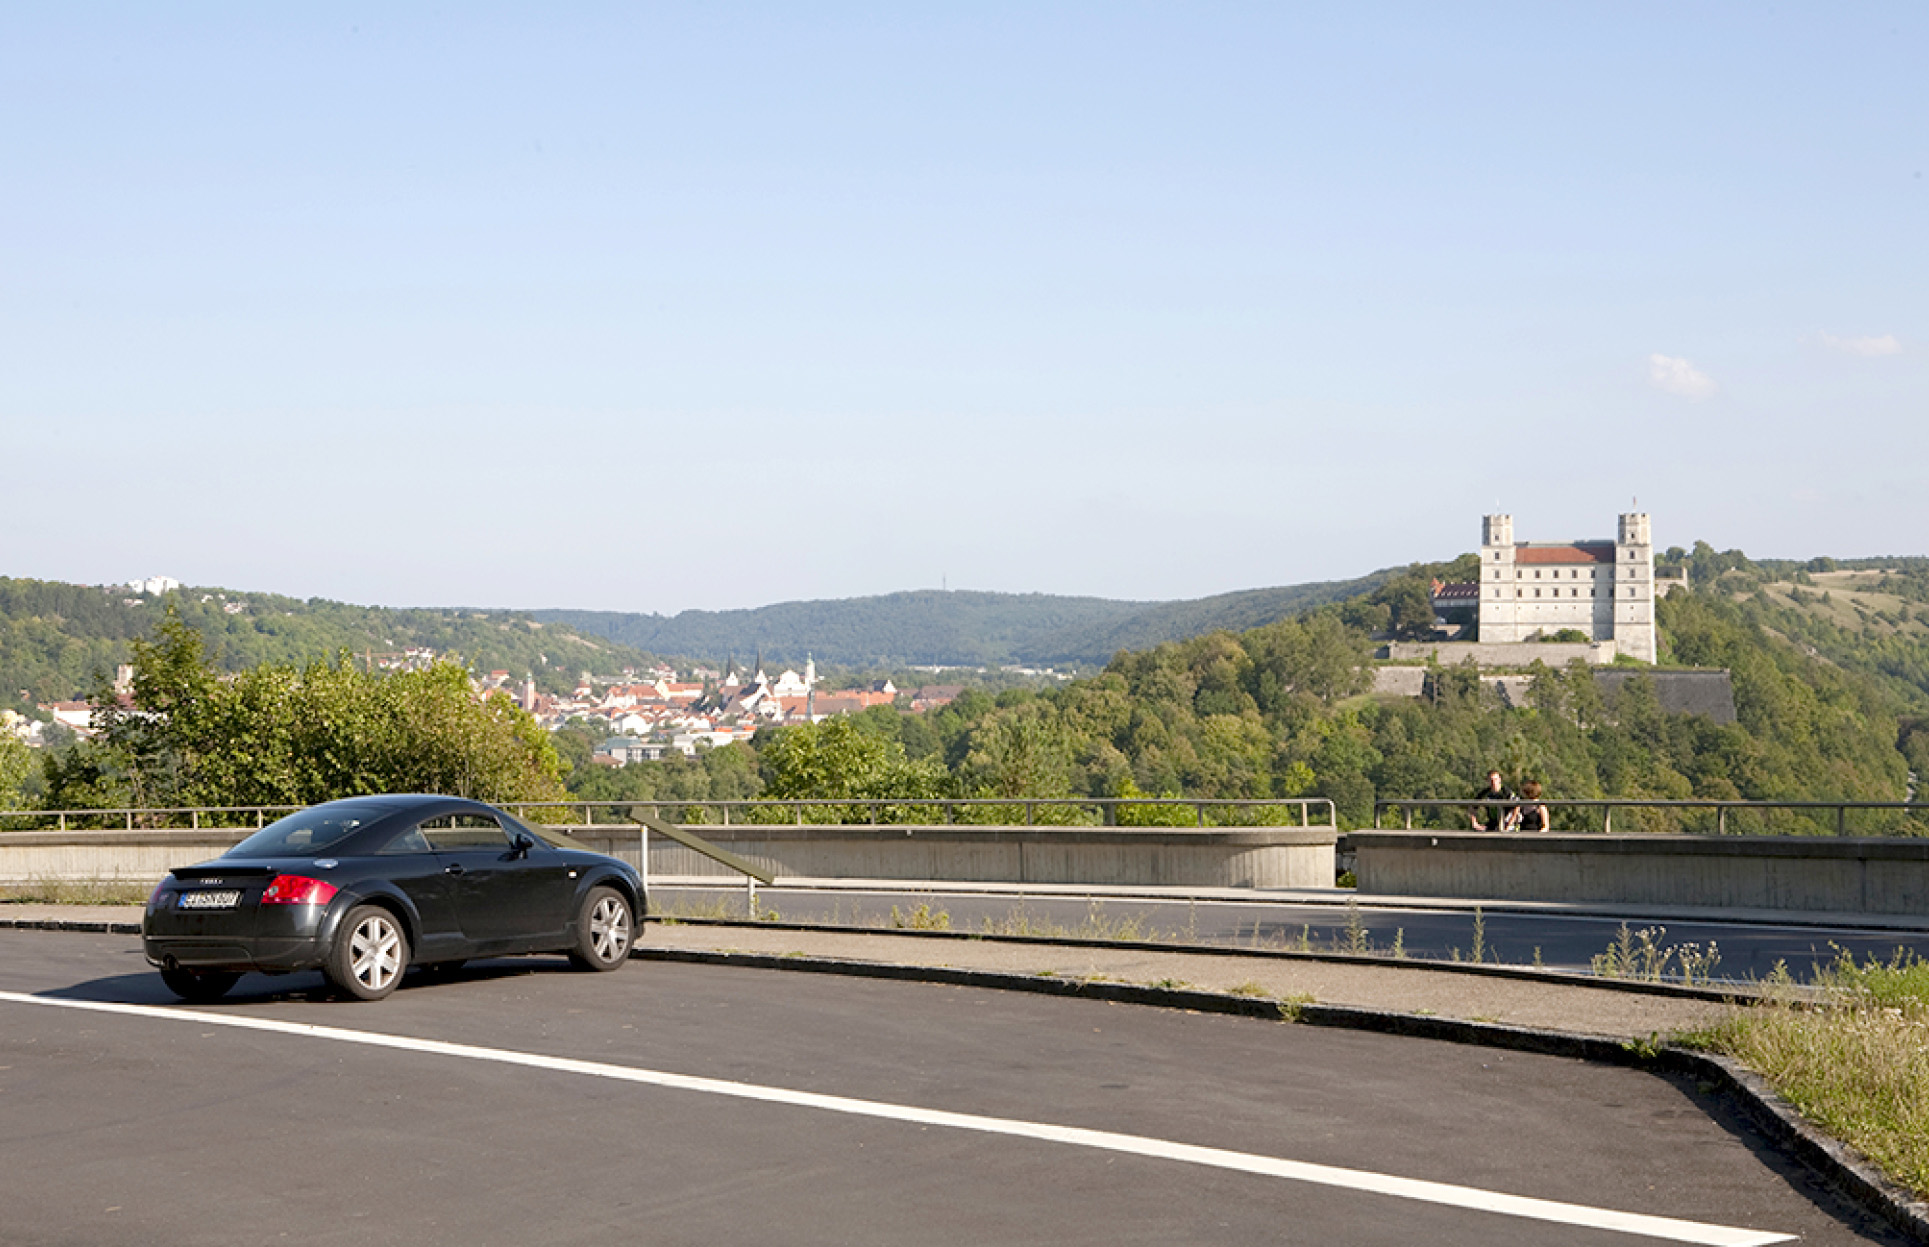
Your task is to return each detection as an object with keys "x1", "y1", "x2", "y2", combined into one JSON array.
[
  {"x1": 377, "y1": 826, "x2": 433, "y2": 856},
  {"x1": 418, "y1": 813, "x2": 512, "y2": 852}
]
